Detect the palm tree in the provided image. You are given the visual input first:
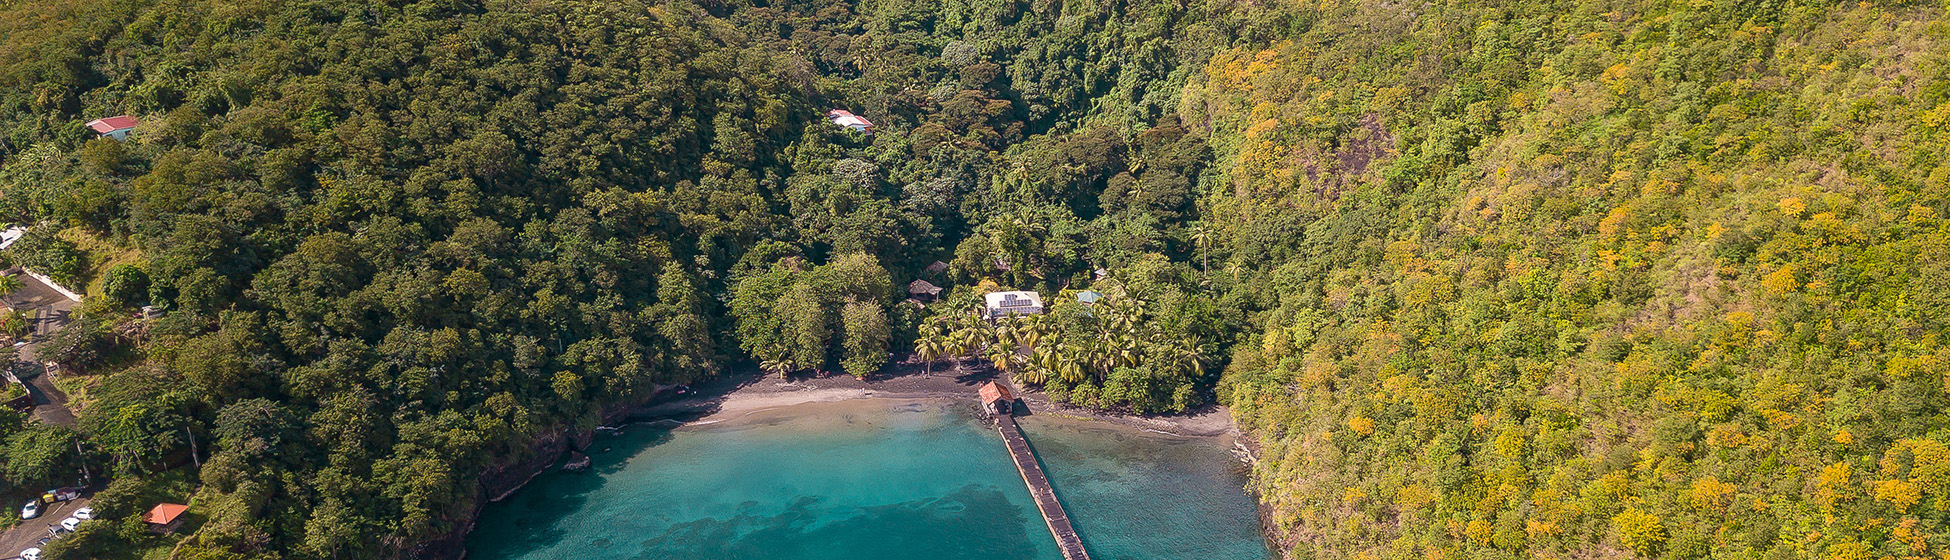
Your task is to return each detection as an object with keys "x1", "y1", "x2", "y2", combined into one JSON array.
[
  {"x1": 760, "y1": 358, "x2": 795, "y2": 379},
  {"x1": 1016, "y1": 360, "x2": 1050, "y2": 385},
  {"x1": 0, "y1": 309, "x2": 25, "y2": 339},
  {"x1": 949, "y1": 323, "x2": 984, "y2": 358},
  {"x1": 993, "y1": 322, "x2": 1018, "y2": 350},
  {"x1": 1016, "y1": 316, "x2": 1047, "y2": 350},
  {"x1": 915, "y1": 335, "x2": 945, "y2": 375},
  {"x1": 1045, "y1": 341, "x2": 1087, "y2": 385},
  {"x1": 1191, "y1": 222, "x2": 1212, "y2": 285},
  {"x1": 0, "y1": 274, "x2": 22, "y2": 308},
  {"x1": 984, "y1": 343, "x2": 1015, "y2": 373}
]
